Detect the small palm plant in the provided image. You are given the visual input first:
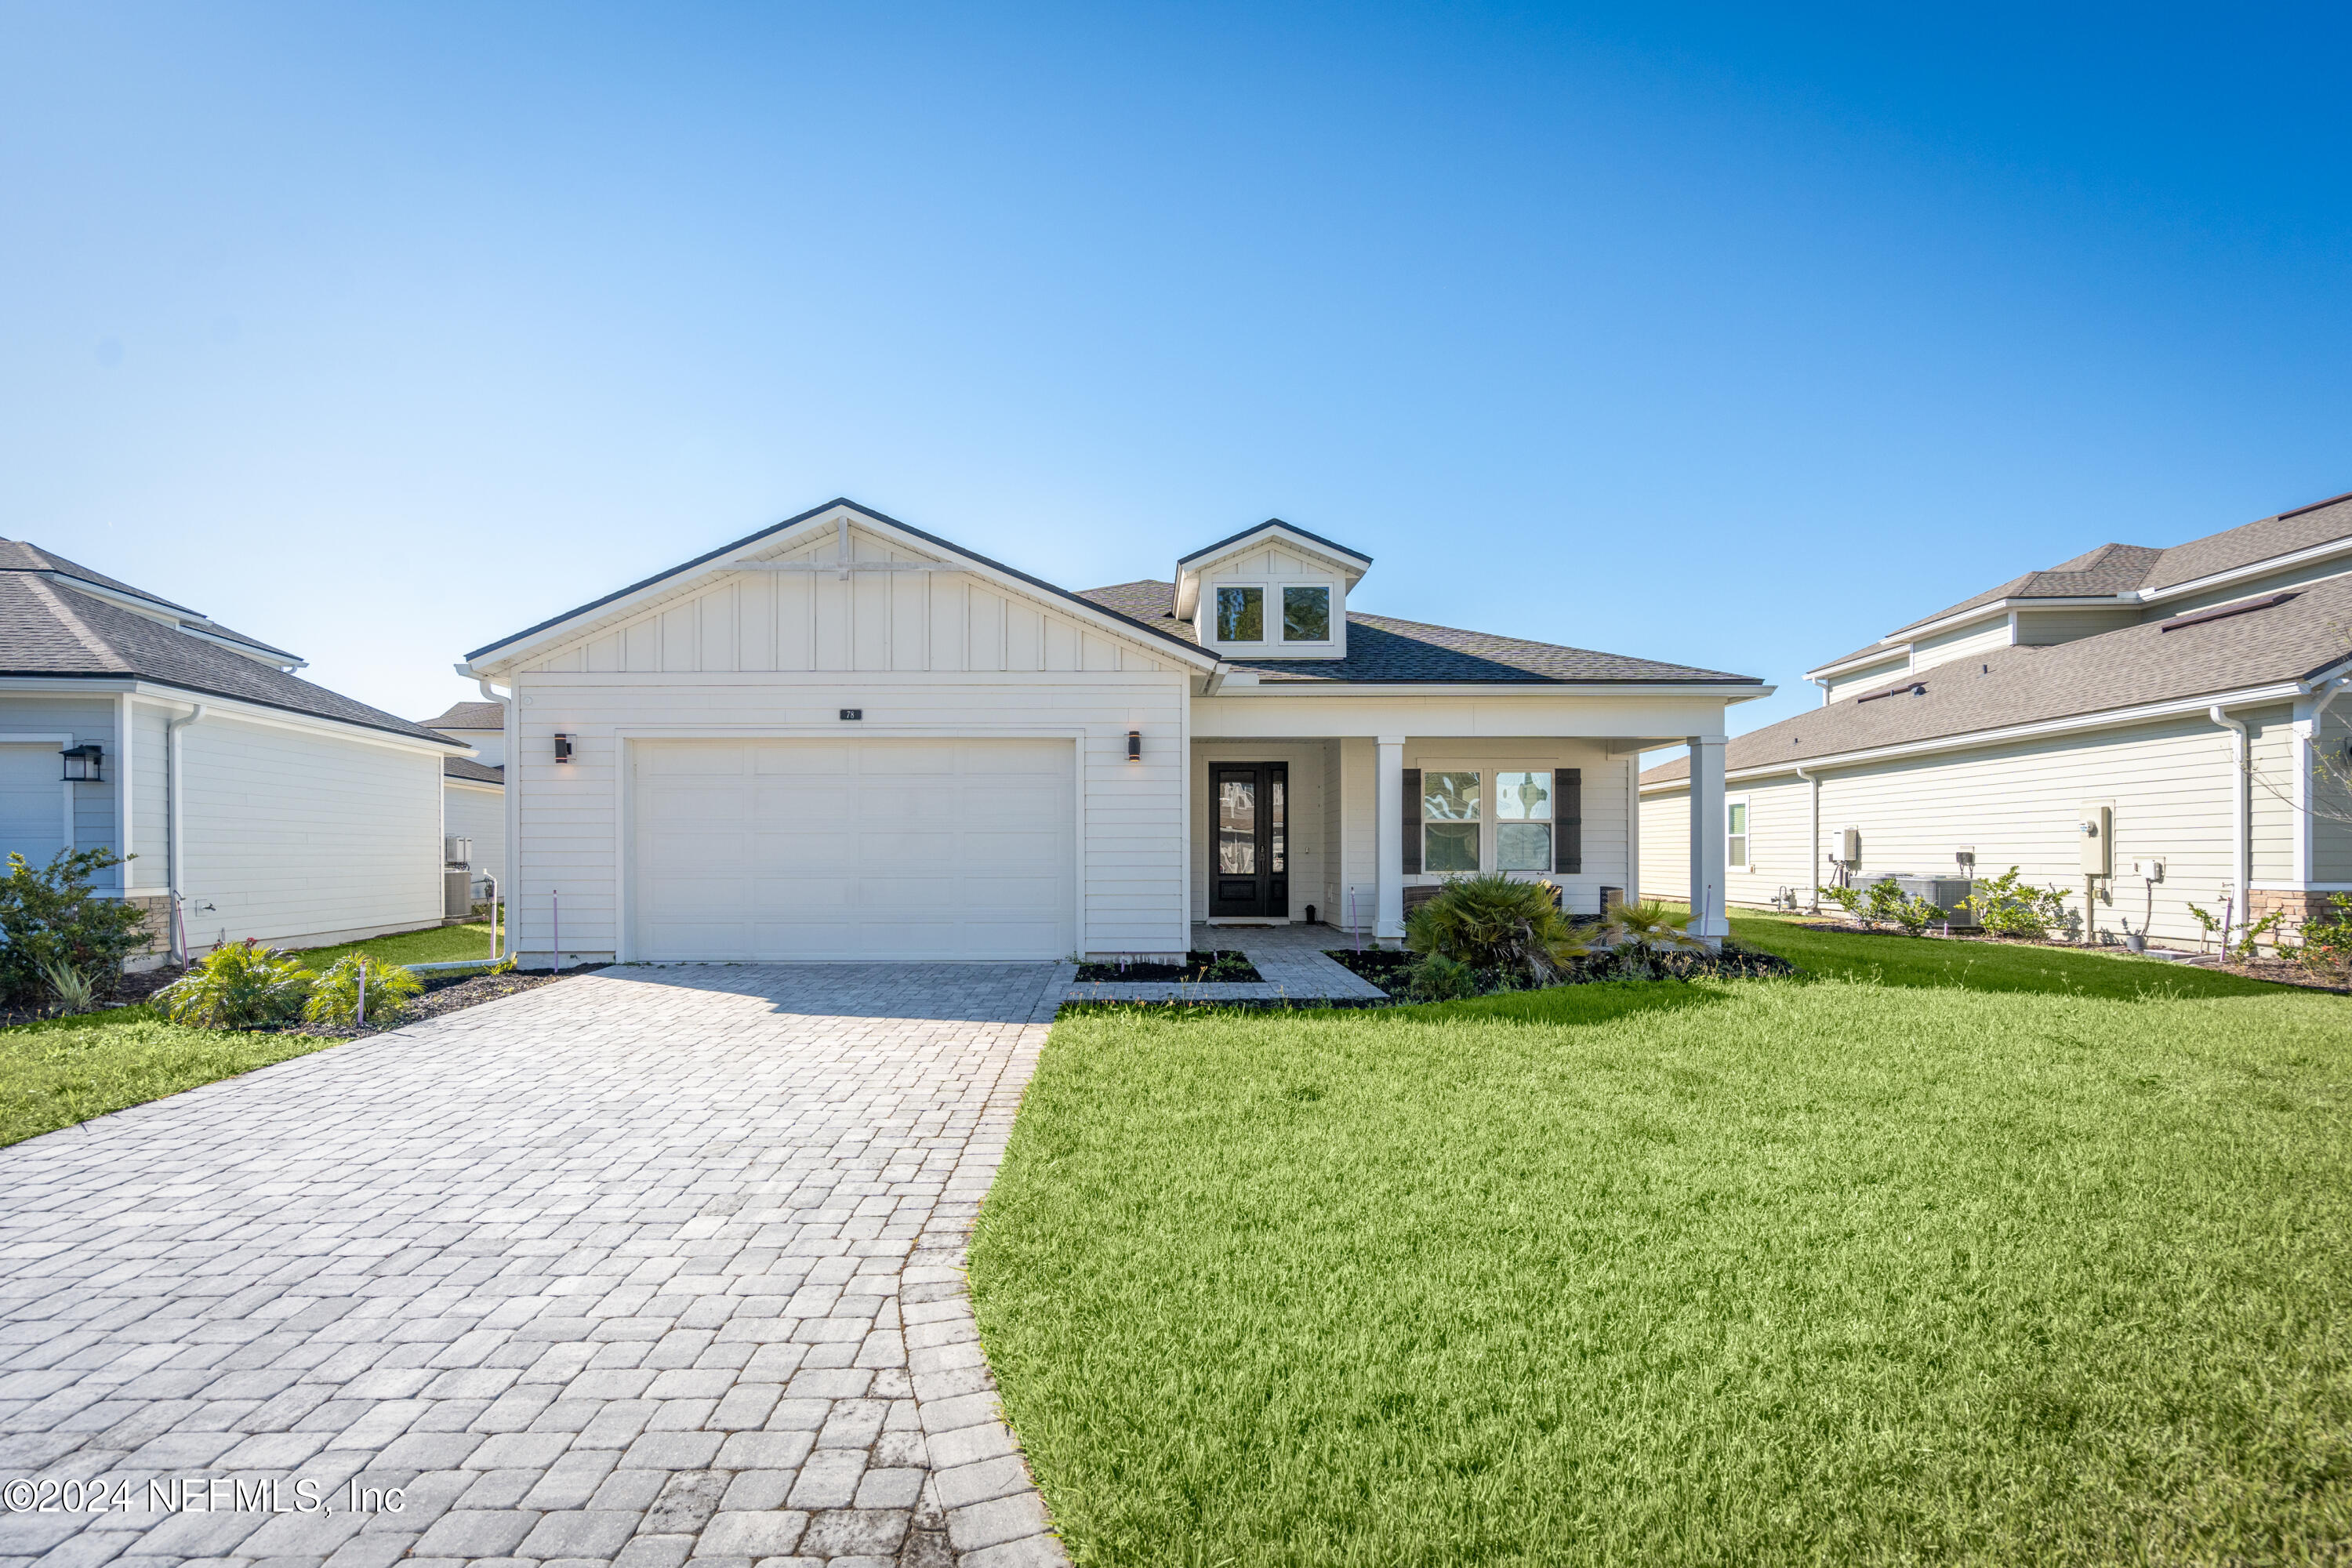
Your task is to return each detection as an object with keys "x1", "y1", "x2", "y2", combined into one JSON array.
[
  {"x1": 154, "y1": 940, "x2": 314, "y2": 1029},
  {"x1": 38, "y1": 958, "x2": 96, "y2": 1016},
  {"x1": 1406, "y1": 874, "x2": 1592, "y2": 989},
  {"x1": 303, "y1": 955, "x2": 424, "y2": 1028},
  {"x1": 1603, "y1": 901, "x2": 1708, "y2": 979}
]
